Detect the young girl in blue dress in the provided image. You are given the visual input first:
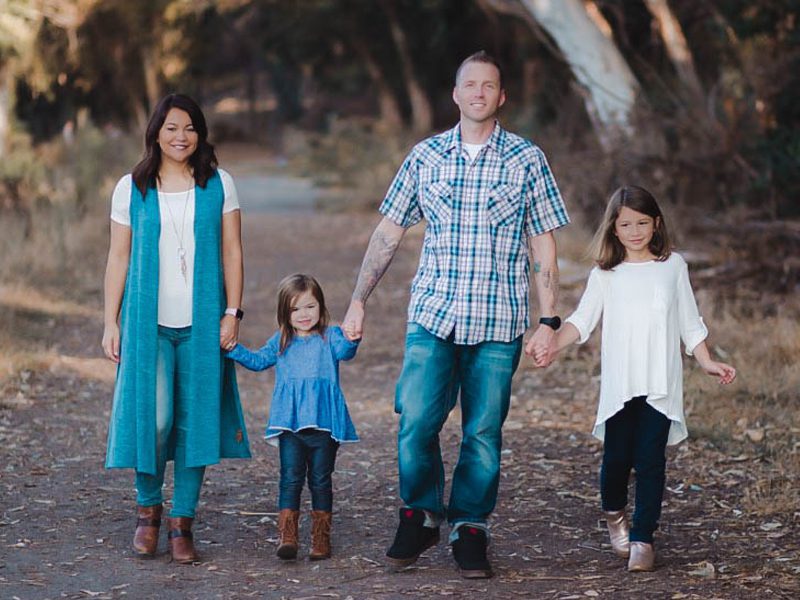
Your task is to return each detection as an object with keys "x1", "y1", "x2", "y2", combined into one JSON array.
[
  {"x1": 227, "y1": 273, "x2": 359, "y2": 561},
  {"x1": 541, "y1": 186, "x2": 736, "y2": 572}
]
